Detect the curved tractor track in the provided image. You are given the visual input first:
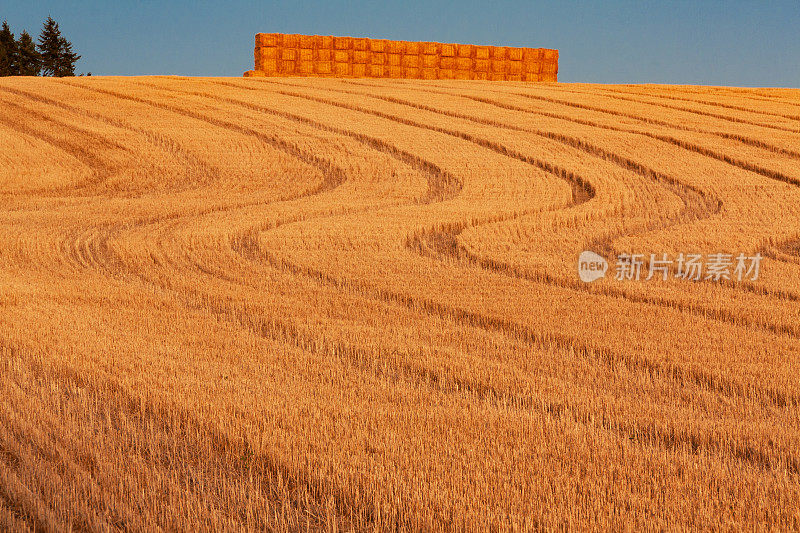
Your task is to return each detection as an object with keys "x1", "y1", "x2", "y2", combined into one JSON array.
[{"x1": 1, "y1": 76, "x2": 800, "y2": 531}]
